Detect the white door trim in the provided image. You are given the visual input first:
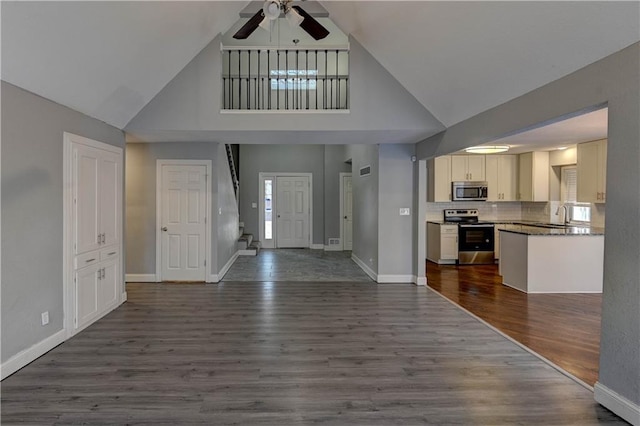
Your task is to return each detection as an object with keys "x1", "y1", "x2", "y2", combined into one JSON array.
[
  {"x1": 339, "y1": 172, "x2": 352, "y2": 251},
  {"x1": 258, "y1": 172, "x2": 313, "y2": 249},
  {"x1": 63, "y1": 132, "x2": 123, "y2": 339},
  {"x1": 155, "y1": 160, "x2": 212, "y2": 282}
]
